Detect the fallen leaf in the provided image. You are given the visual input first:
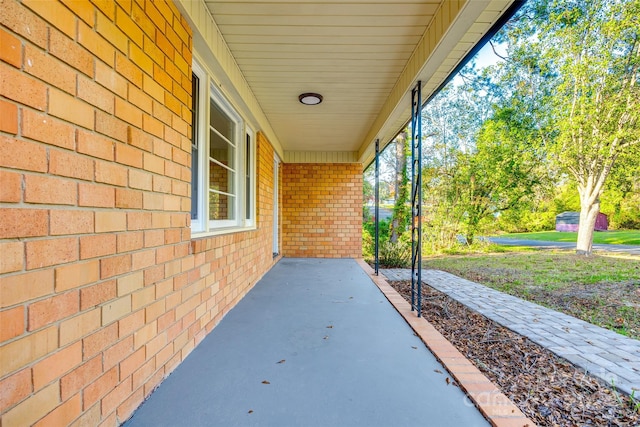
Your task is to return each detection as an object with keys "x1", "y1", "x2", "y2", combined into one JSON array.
[
  {"x1": 262, "y1": 380, "x2": 270, "y2": 384},
  {"x1": 276, "y1": 359, "x2": 286, "y2": 364}
]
